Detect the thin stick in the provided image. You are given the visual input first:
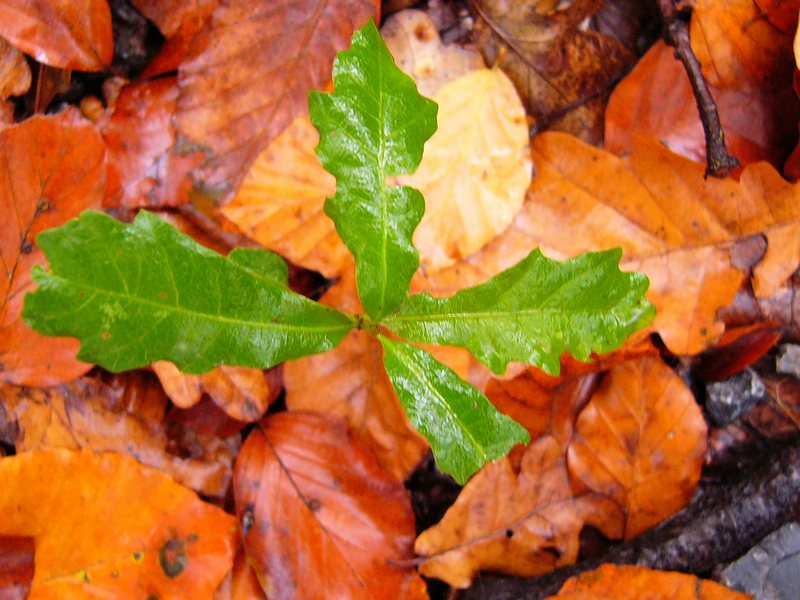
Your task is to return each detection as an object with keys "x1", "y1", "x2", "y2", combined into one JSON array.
[{"x1": 657, "y1": 0, "x2": 739, "y2": 178}]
